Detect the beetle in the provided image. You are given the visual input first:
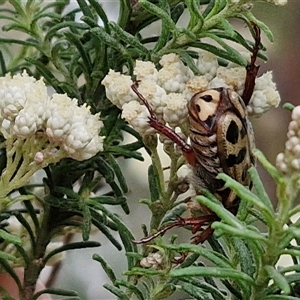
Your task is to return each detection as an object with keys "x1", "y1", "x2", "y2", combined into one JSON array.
[{"x1": 132, "y1": 24, "x2": 261, "y2": 245}]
